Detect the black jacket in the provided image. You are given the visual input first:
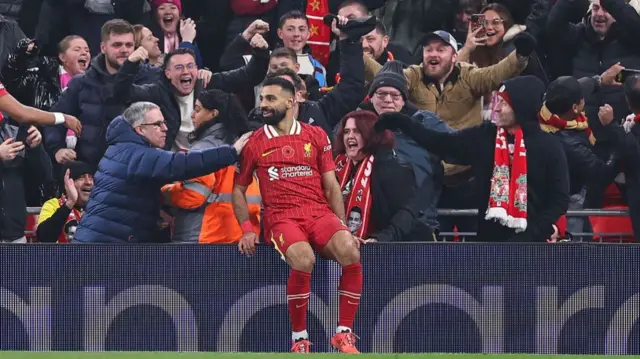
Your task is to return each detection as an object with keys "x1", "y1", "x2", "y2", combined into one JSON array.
[
  {"x1": 554, "y1": 128, "x2": 620, "y2": 196},
  {"x1": 366, "y1": 147, "x2": 435, "y2": 241},
  {"x1": 0, "y1": 121, "x2": 52, "y2": 240},
  {"x1": 614, "y1": 124, "x2": 640, "y2": 239},
  {"x1": 45, "y1": 55, "x2": 160, "y2": 166},
  {"x1": 0, "y1": 14, "x2": 25, "y2": 71},
  {"x1": 326, "y1": 43, "x2": 413, "y2": 87},
  {"x1": 547, "y1": 0, "x2": 640, "y2": 142},
  {"x1": 113, "y1": 48, "x2": 269, "y2": 150},
  {"x1": 1, "y1": 38, "x2": 62, "y2": 110},
  {"x1": 248, "y1": 39, "x2": 365, "y2": 136},
  {"x1": 378, "y1": 76, "x2": 570, "y2": 242}
]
